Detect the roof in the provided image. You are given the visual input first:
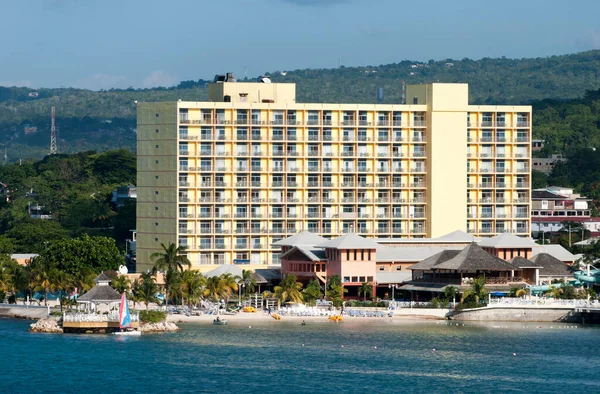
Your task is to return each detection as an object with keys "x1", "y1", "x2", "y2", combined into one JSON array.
[
  {"x1": 532, "y1": 190, "x2": 568, "y2": 200},
  {"x1": 254, "y1": 269, "x2": 281, "y2": 281},
  {"x1": 529, "y1": 253, "x2": 574, "y2": 276},
  {"x1": 574, "y1": 237, "x2": 600, "y2": 246},
  {"x1": 77, "y1": 284, "x2": 121, "y2": 303},
  {"x1": 373, "y1": 230, "x2": 479, "y2": 244},
  {"x1": 433, "y1": 243, "x2": 516, "y2": 271},
  {"x1": 409, "y1": 250, "x2": 461, "y2": 270},
  {"x1": 400, "y1": 283, "x2": 448, "y2": 293},
  {"x1": 271, "y1": 231, "x2": 327, "y2": 247},
  {"x1": 375, "y1": 271, "x2": 413, "y2": 284},
  {"x1": 280, "y1": 245, "x2": 327, "y2": 262},
  {"x1": 533, "y1": 244, "x2": 577, "y2": 262},
  {"x1": 205, "y1": 265, "x2": 244, "y2": 278},
  {"x1": 318, "y1": 233, "x2": 380, "y2": 250},
  {"x1": 478, "y1": 233, "x2": 537, "y2": 249},
  {"x1": 94, "y1": 272, "x2": 112, "y2": 283},
  {"x1": 510, "y1": 256, "x2": 542, "y2": 269},
  {"x1": 376, "y1": 246, "x2": 462, "y2": 263},
  {"x1": 10, "y1": 254, "x2": 39, "y2": 260}
]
